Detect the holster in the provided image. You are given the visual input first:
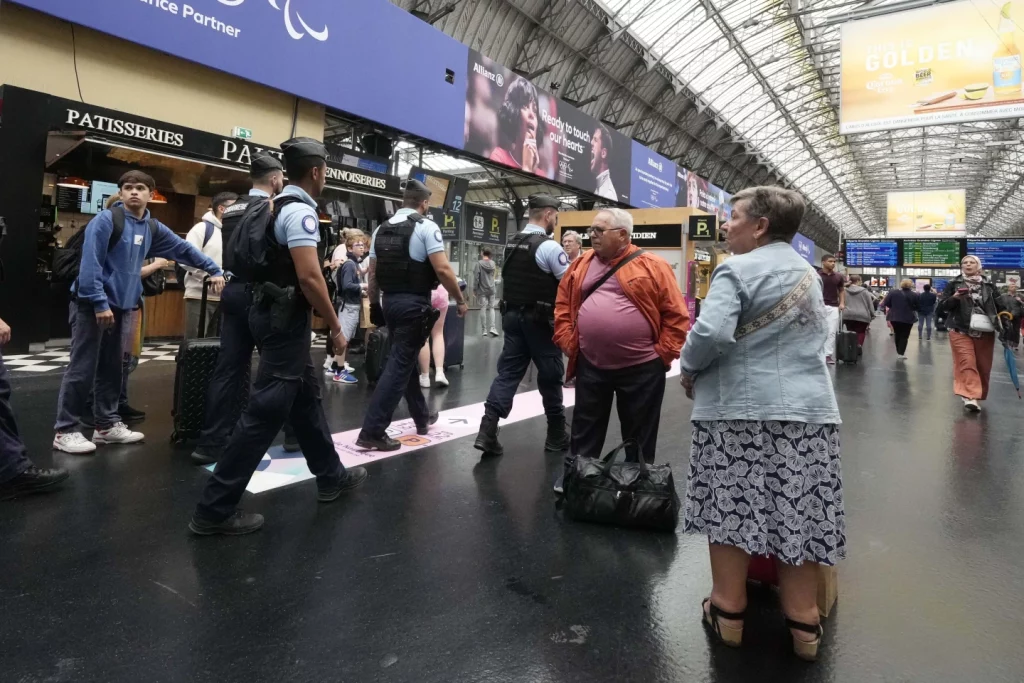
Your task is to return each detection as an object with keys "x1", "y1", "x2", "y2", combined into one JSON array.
[
  {"x1": 422, "y1": 306, "x2": 441, "y2": 342},
  {"x1": 253, "y1": 282, "x2": 297, "y2": 332}
]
